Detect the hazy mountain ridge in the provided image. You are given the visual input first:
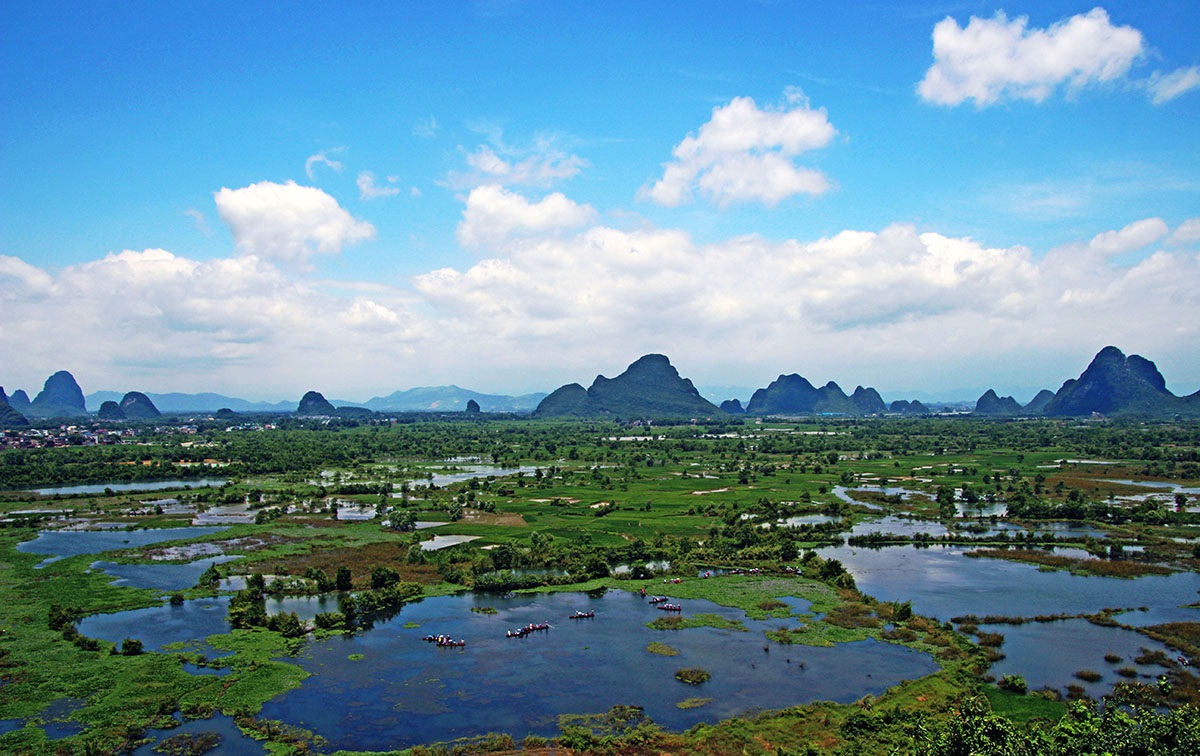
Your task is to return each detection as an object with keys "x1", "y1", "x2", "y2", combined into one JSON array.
[
  {"x1": 13, "y1": 346, "x2": 1199, "y2": 422},
  {"x1": 0, "y1": 388, "x2": 31, "y2": 428}
]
